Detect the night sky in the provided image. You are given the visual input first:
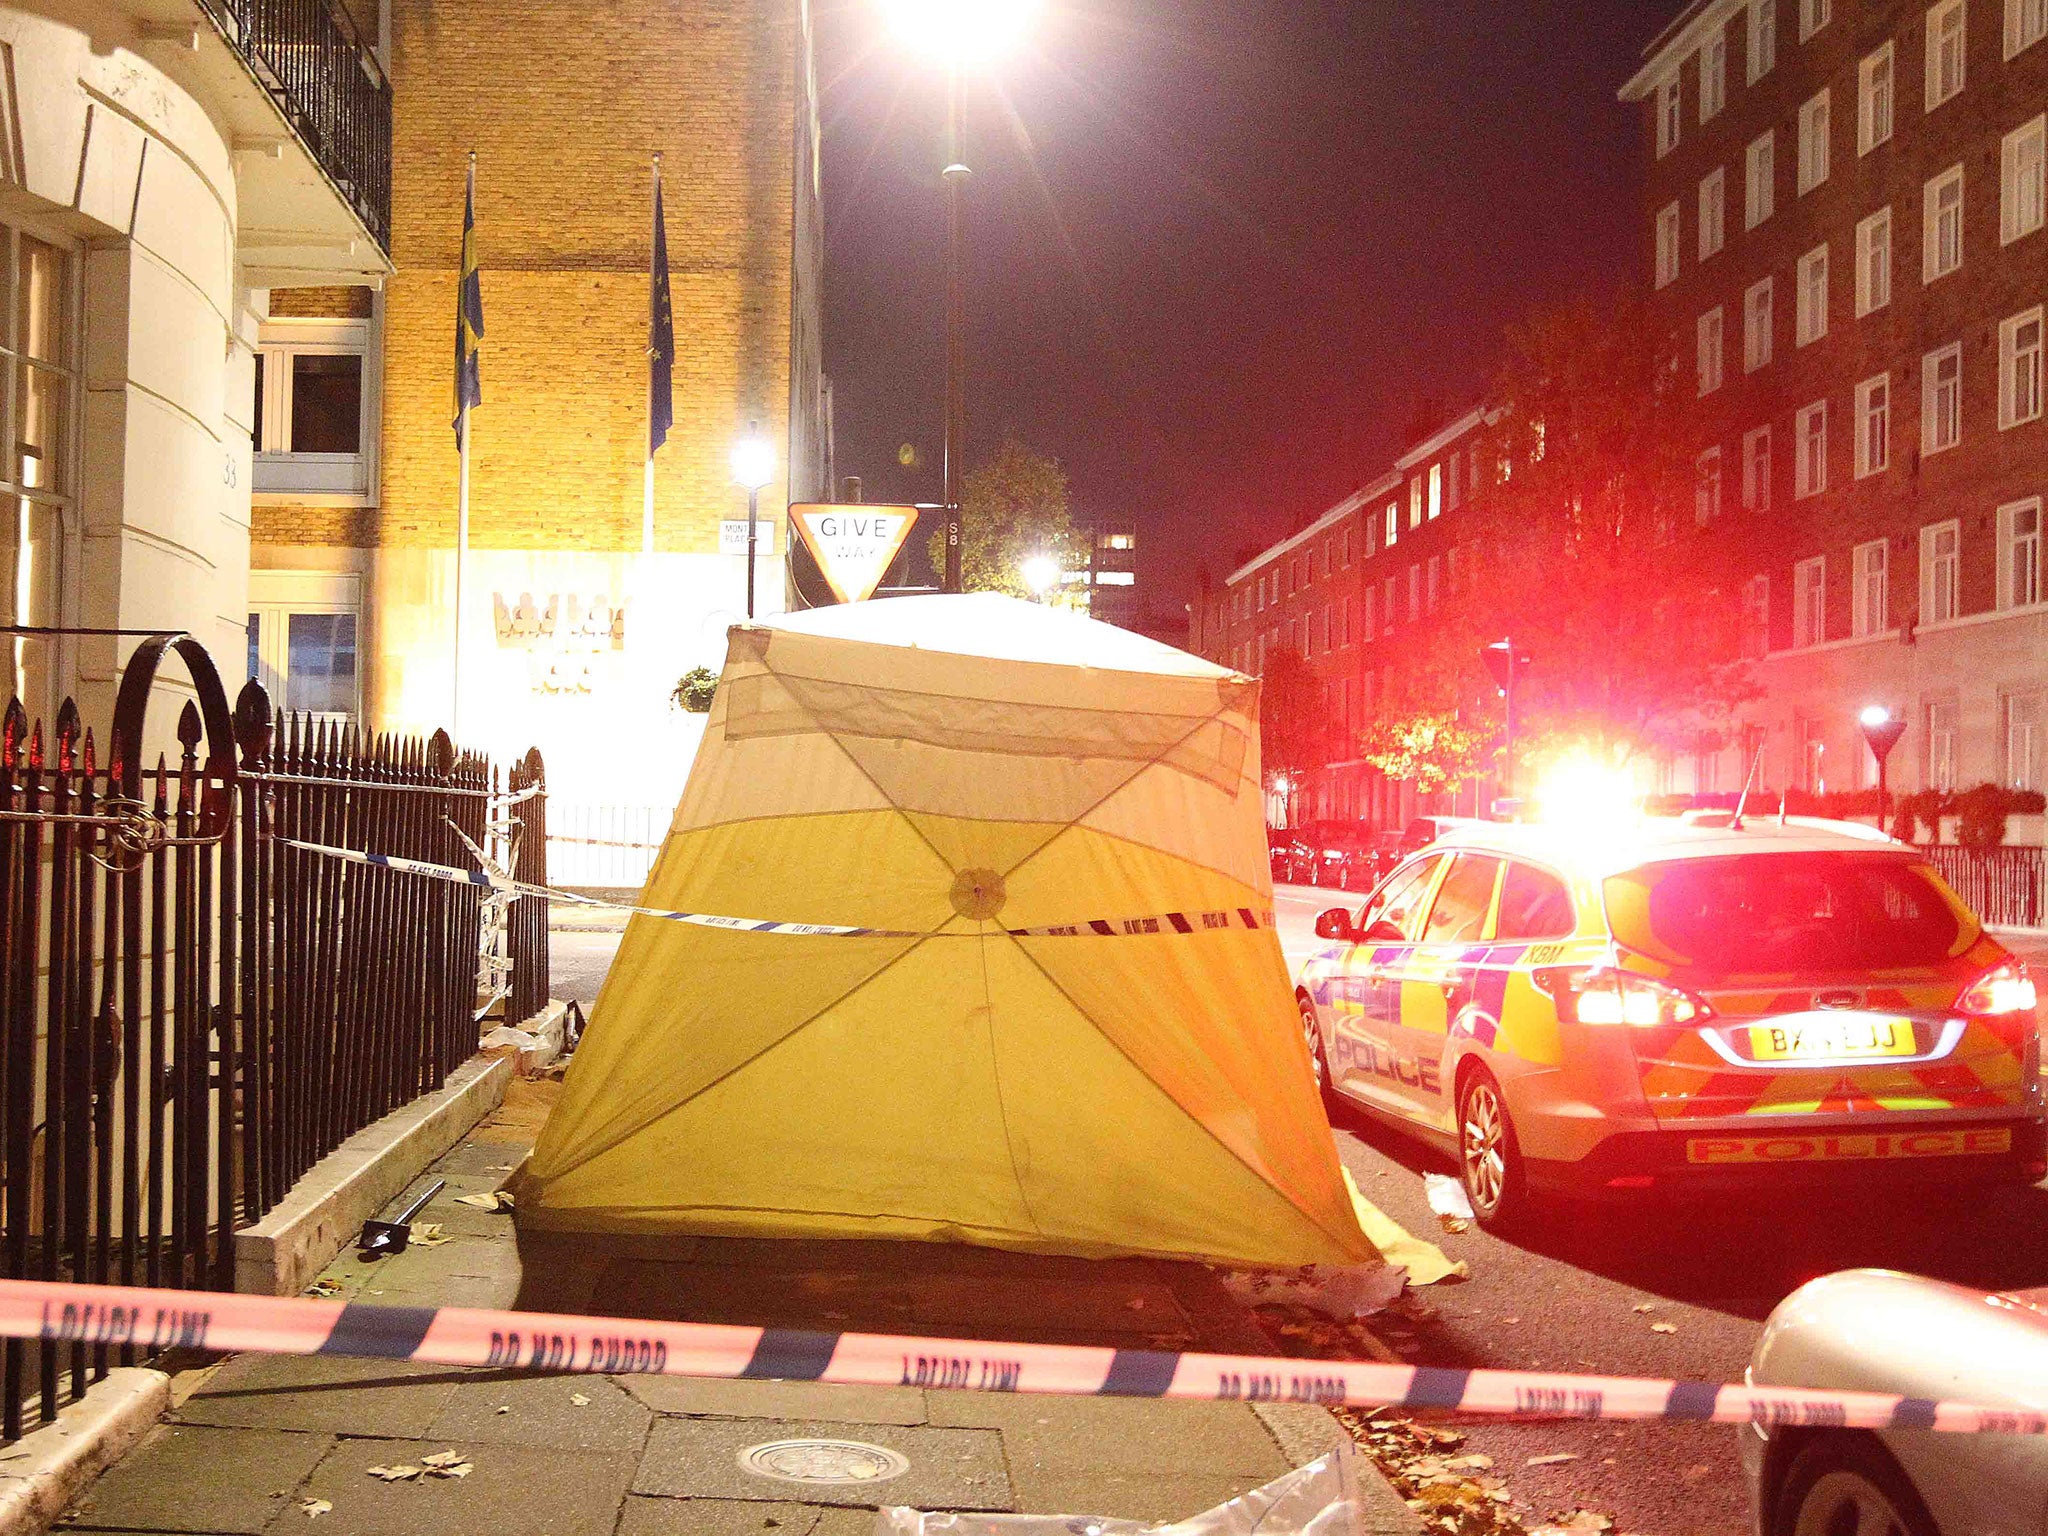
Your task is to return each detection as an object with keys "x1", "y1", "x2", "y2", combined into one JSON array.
[{"x1": 817, "y1": 0, "x2": 1678, "y2": 620}]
